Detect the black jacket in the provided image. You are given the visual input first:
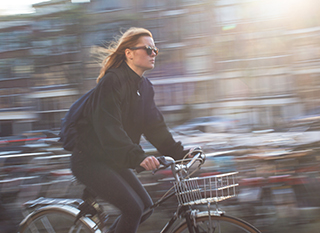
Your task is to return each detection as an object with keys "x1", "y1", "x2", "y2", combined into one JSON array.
[{"x1": 76, "y1": 62, "x2": 186, "y2": 169}]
